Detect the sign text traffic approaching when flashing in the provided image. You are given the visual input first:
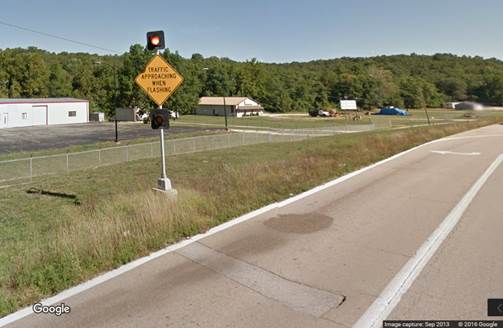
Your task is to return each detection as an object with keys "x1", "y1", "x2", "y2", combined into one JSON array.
[{"x1": 135, "y1": 55, "x2": 184, "y2": 106}]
